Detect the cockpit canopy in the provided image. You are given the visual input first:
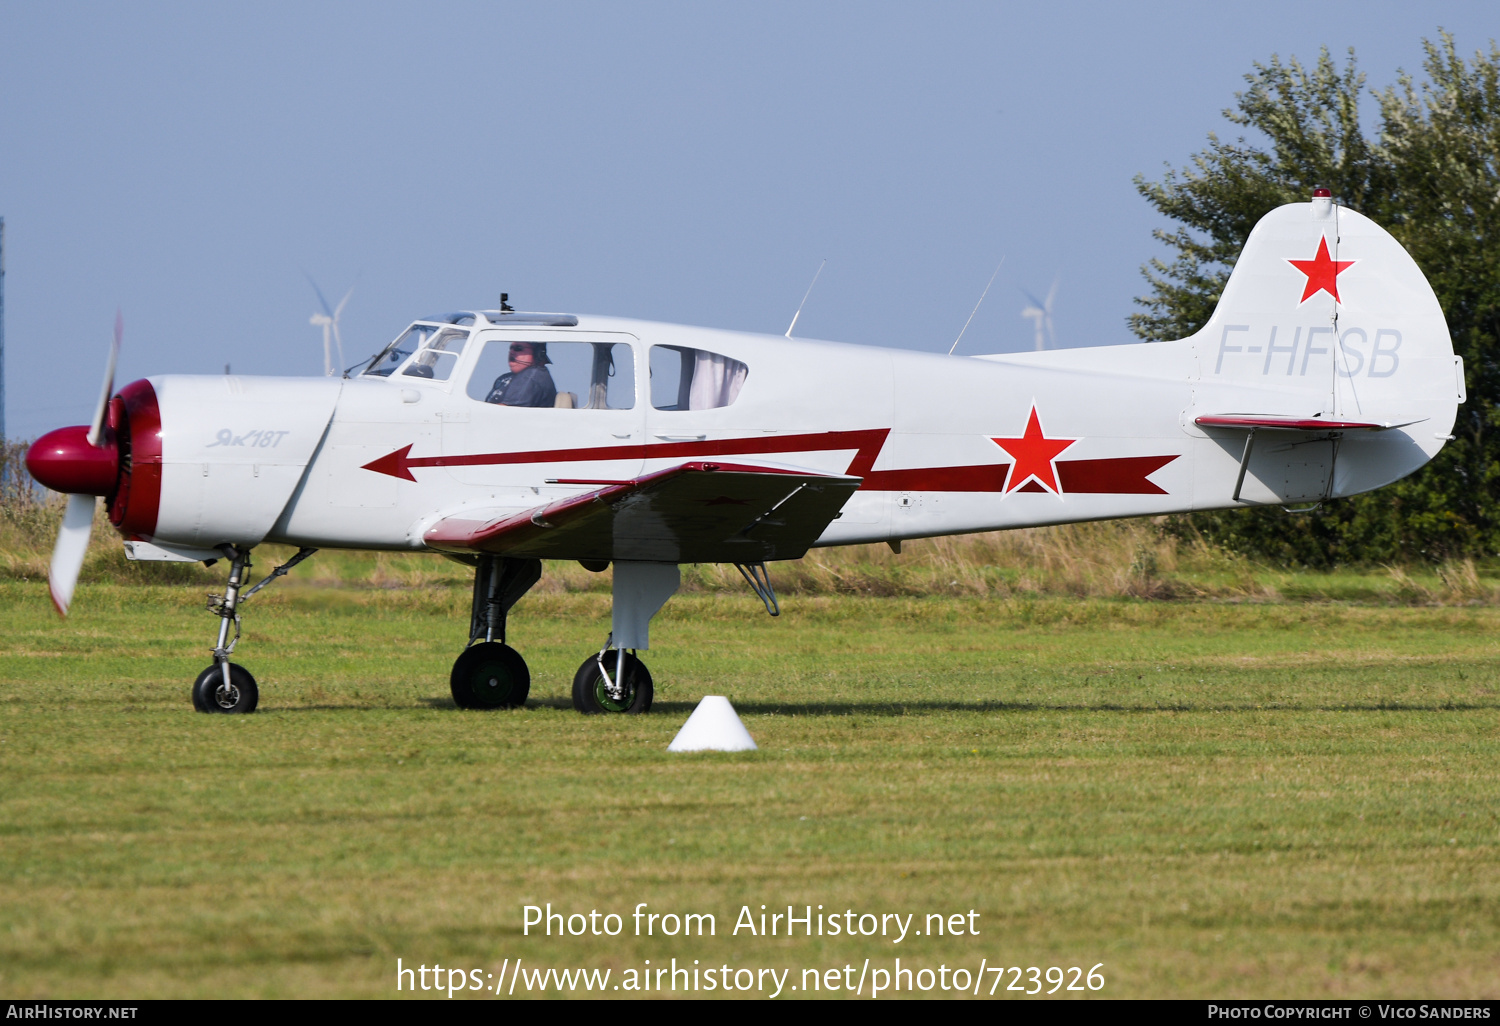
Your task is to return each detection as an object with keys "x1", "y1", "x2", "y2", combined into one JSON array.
[
  {"x1": 363, "y1": 323, "x2": 461, "y2": 378},
  {"x1": 360, "y1": 314, "x2": 748, "y2": 412}
]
